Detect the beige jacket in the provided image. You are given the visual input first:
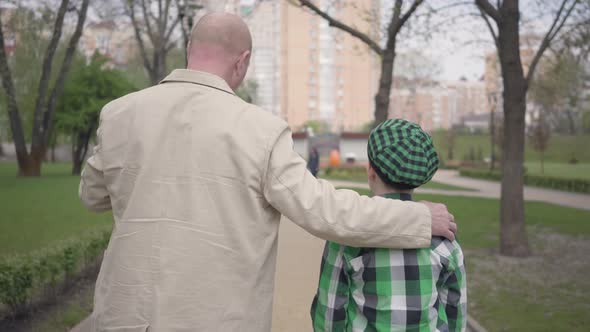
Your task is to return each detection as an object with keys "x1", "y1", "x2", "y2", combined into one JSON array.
[{"x1": 79, "y1": 69, "x2": 431, "y2": 332}]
